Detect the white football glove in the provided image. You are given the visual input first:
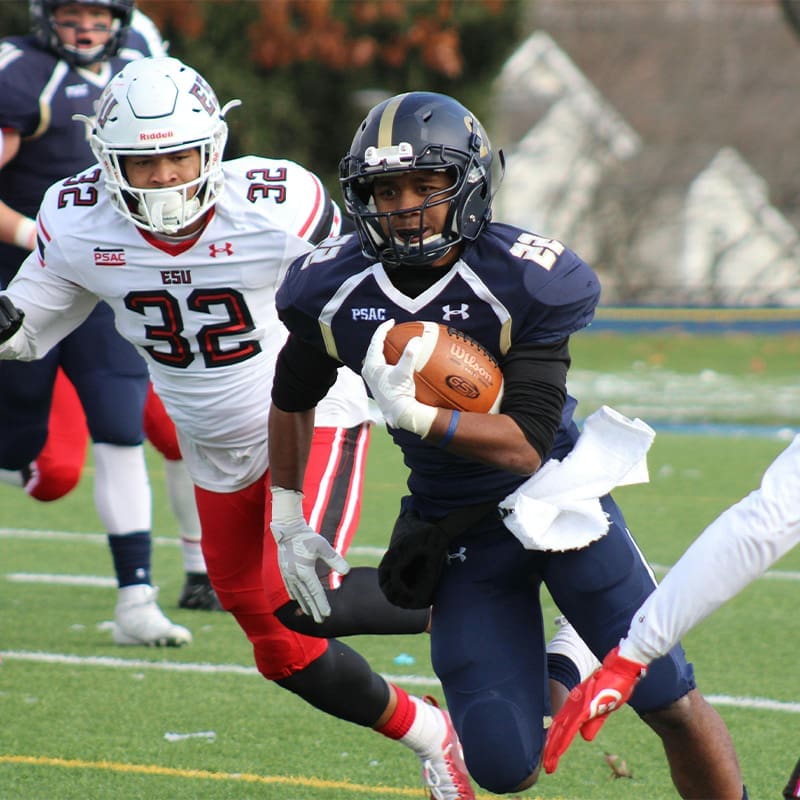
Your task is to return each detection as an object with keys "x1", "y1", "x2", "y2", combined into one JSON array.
[
  {"x1": 270, "y1": 487, "x2": 350, "y2": 623},
  {"x1": 362, "y1": 319, "x2": 437, "y2": 438}
]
